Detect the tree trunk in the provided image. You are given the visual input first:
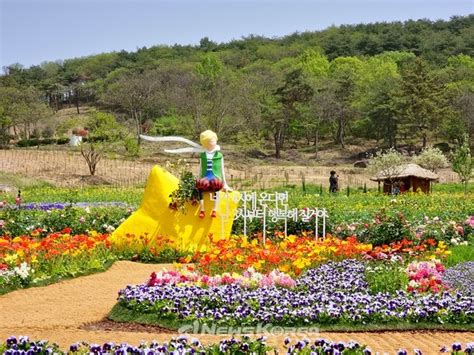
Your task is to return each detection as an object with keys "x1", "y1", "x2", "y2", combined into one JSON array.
[
  {"x1": 337, "y1": 117, "x2": 345, "y2": 148},
  {"x1": 81, "y1": 145, "x2": 101, "y2": 176},
  {"x1": 75, "y1": 91, "x2": 80, "y2": 114},
  {"x1": 274, "y1": 131, "x2": 282, "y2": 159},
  {"x1": 314, "y1": 130, "x2": 319, "y2": 159}
]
